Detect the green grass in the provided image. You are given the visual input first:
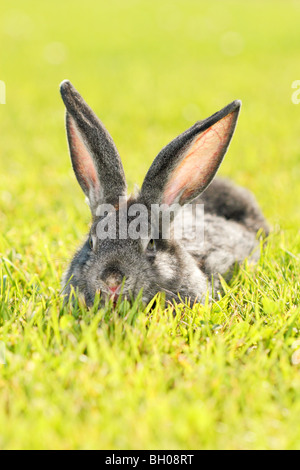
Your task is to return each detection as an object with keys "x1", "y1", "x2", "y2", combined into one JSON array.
[{"x1": 1, "y1": 0, "x2": 300, "y2": 449}]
